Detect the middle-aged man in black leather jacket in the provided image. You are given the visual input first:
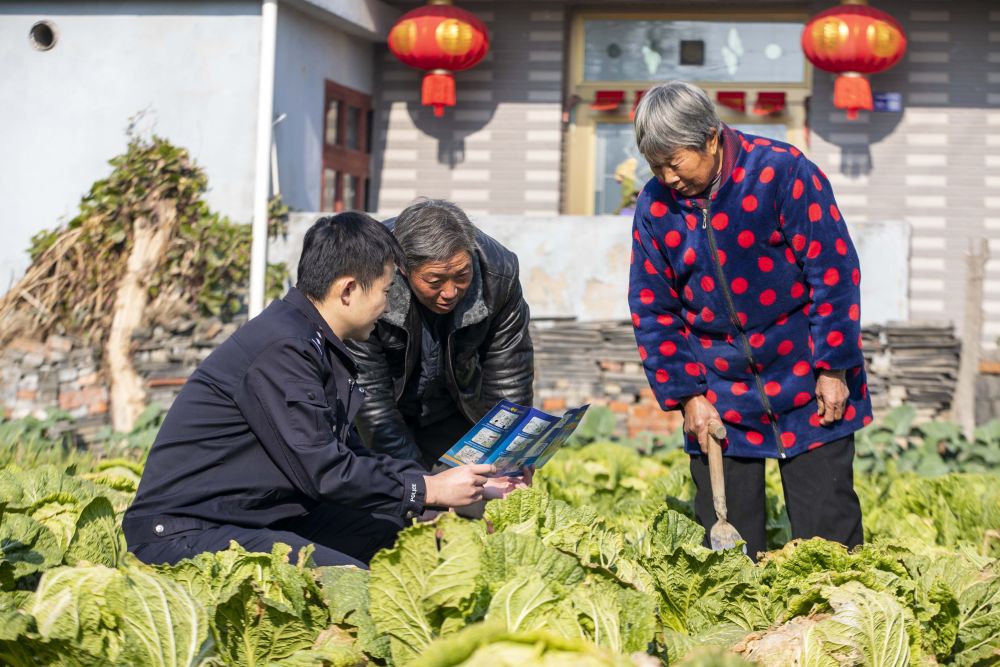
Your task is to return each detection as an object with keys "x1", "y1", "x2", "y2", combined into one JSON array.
[
  {"x1": 348, "y1": 199, "x2": 534, "y2": 476},
  {"x1": 123, "y1": 212, "x2": 526, "y2": 568}
]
